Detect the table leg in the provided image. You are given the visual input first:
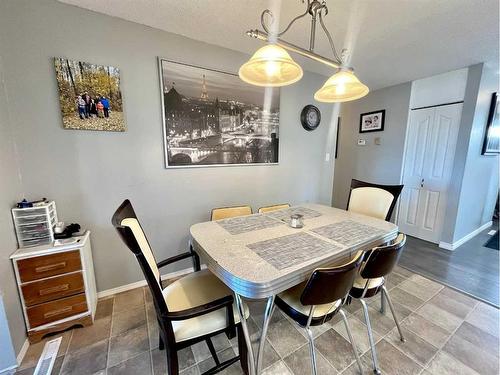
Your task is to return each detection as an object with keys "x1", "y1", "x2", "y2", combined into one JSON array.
[
  {"x1": 235, "y1": 294, "x2": 256, "y2": 375},
  {"x1": 256, "y1": 295, "x2": 275, "y2": 375}
]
